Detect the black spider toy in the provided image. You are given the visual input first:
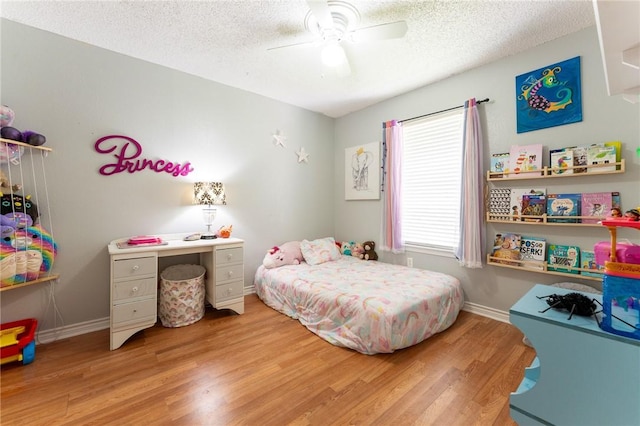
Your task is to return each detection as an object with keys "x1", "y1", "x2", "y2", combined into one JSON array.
[{"x1": 537, "y1": 292, "x2": 597, "y2": 320}]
